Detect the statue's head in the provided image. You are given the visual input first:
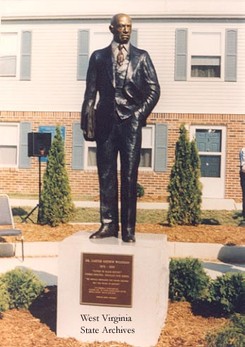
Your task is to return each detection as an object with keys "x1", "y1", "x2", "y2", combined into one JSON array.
[{"x1": 109, "y1": 13, "x2": 132, "y2": 44}]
